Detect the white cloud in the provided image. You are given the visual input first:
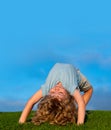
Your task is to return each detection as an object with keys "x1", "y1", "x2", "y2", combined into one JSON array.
[
  {"x1": 90, "y1": 89, "x2": 111, "y2": 110},
  {"x1": 0, "y1": 99, "x2": 25, "y2": 112}
]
